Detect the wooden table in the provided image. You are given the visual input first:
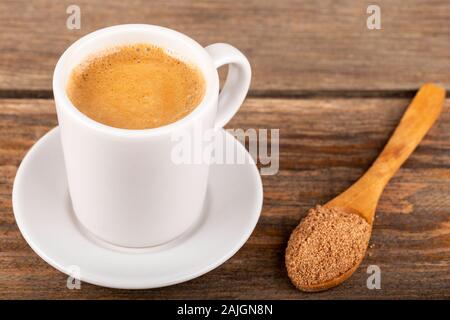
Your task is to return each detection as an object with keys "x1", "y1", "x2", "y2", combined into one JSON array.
[{"x1": 0, "y1": 0, "x2": 449, "y2": 299}]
